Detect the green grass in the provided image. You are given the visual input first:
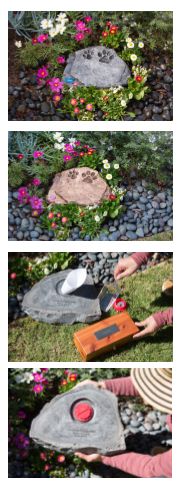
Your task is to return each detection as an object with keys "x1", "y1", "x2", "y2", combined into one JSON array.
[
  {"x1": 8, "y1": 259, "x2": 173, "y2": 363},
  {"x1": 139, "y1": 231, "x2": 173, "y2": 241}
]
